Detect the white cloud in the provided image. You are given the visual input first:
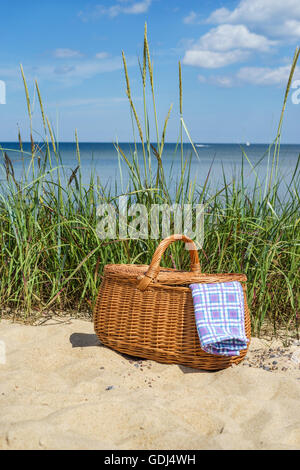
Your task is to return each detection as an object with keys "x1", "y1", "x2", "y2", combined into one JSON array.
[
  {"x1": 198, "y1": 24, "x2": 275, "y2": 52},
  {"x1": 123, "y1": 0, "x2": 151, "y2": 14},
  {"x1": 208, "y1": 0, "x2": 300, "y2": 24},
  {"x1": 271, "y1": 20, "x2": 300, "y2": 39},
  {"x1": 183, "y1": 24, "x2": 273, "y2": 68},
  {"x1": 207, "y1": 0, "x2": 300, "y2": 38},
  {"x1": 212, "y1": 76, "x2": 234, "y2": 87},
  {"x1": 53, "y1": 48, "x2": 83, "y2": 59},
  {"x1": 184, "y1": 49, "x2": 248, "y2": 68},
  {"x1": 95, "y1": 52, "x2": 109, "y2": 59},
  {"x1": 0, "y1": 56, "x2": 131, "y2": 90},
  {"x1": 182, "y1": 0, "x2": 300, "y2": 86},
  {"x1": 183, "y1": 11, "x2": 198, "y2": 25},
  {"x1": 78, "y1": 0, "x2": 152, "y2": 21},
  {"x1": 48, "y1": 57, "x2": 124, "y2": 81},
  {"x1": 236, "y1": 65, "x2": 300, "y2": 85},
  {"x1": 207, "y1": 65, "x2": 300, "y2": 87}
]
